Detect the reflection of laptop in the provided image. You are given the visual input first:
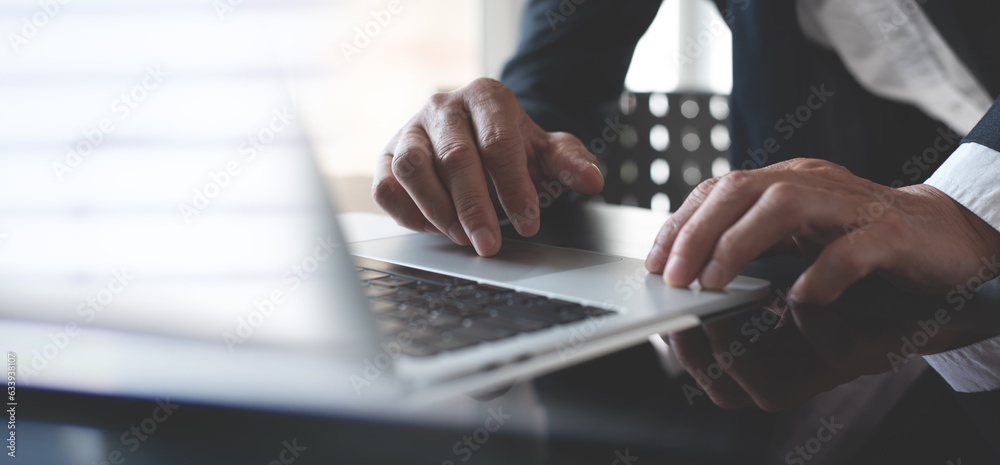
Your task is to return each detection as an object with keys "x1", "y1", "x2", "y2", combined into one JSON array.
[{"x1": 0, "y1": 120, "x2": 768, "y2": 411}]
